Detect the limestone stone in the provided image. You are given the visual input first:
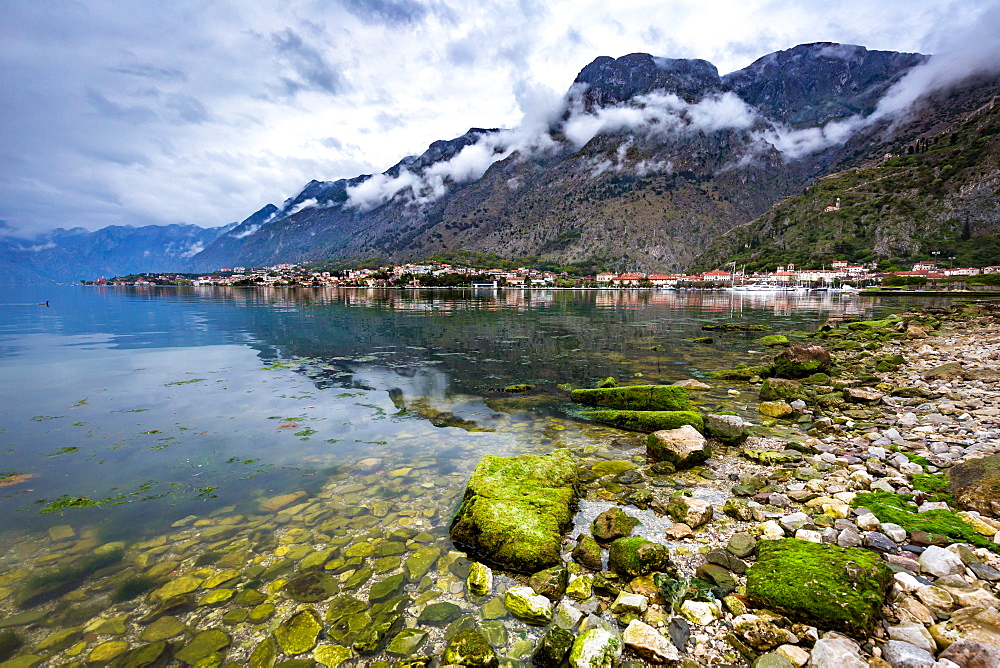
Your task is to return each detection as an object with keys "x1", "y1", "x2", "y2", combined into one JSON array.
[
  {"x1": 314, "y1": 643, "x2": 354, "y2": 667},
  {"x1": 918, "y1": 546, "x2": 964, "y2": 577},
  {"x1": 679, "y1": 600, "x2": 719, "y2": 625},
  {"x1": 882, "y1": 639, "x2": 935, "y2": 667},
  {"x1": 504, "y1": 585, "x2": 553, "y2": 626},
  {"x1": 467, "y1": 562, "x2": 493, "y2": 597},
  {"x1": 665, "y1": 497, "x2": 713, "y2": 529},
  {"x1": 610, "y1": 592, "x2": 648, "y2": 615},
  {"x1": 621, "y1": 620, "x2": 680, "y2": 663},
  {"x1": 809, "y1": 634, "x2": 867, "y2": 668},
  {"x1": 568, "y1": 628, "x2": 622, "y2": 668},
  {"x1": 887, "y1": 623, "x2": 936, "y2": 654},
  {"x1": 937, "y1": 639, "x2": 1000, "y2": 667},
  {"x1": 647, "y1": 425, "x2": 710, "y2": 470}
]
